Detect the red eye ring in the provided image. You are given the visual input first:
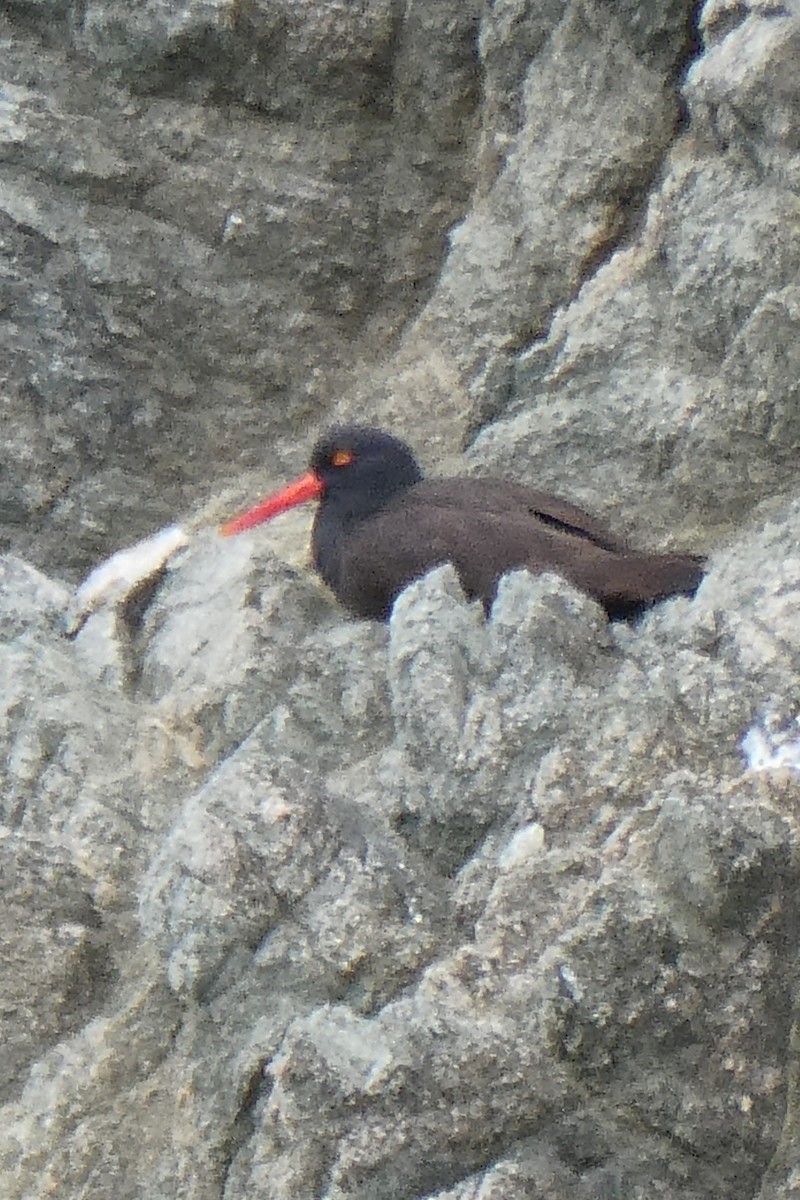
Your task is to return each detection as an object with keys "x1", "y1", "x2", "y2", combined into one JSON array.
[{"x1": 331, "y1": 449, "x2": 354, "y2": 468}]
